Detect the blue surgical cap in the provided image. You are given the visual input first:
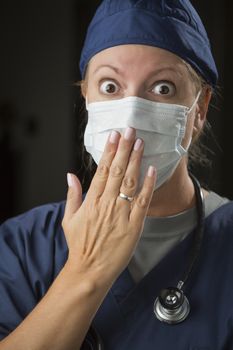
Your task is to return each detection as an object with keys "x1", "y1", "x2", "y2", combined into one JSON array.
[{"x1": 79, "y1": 0, "x2": 218, "y2": 86}]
